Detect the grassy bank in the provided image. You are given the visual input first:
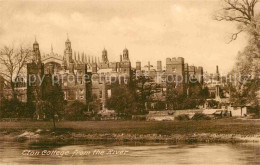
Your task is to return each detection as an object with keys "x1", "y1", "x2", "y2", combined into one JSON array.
[
  {"x1": 0, "y1": 118, "x2": 260, "y2": 143},
  {"x1": 0, "y1": 118, "x2": 260, "y2": 135}
]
